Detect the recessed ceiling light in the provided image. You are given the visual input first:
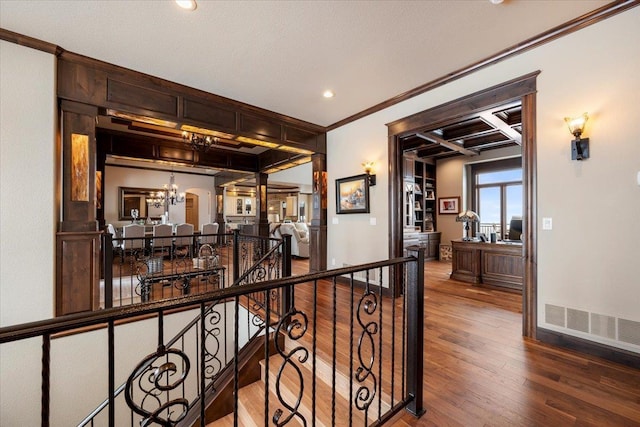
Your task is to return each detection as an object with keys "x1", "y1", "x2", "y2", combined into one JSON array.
[
  {"x1": 489, "y1": 0, "x2": 504, "y2": 4},
  {"x1": 323, "y1": 90, "x2": 335, "y2": 99},
  {"x1": 176, "y1": 0, "x2": 197, "y2": 11}
]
